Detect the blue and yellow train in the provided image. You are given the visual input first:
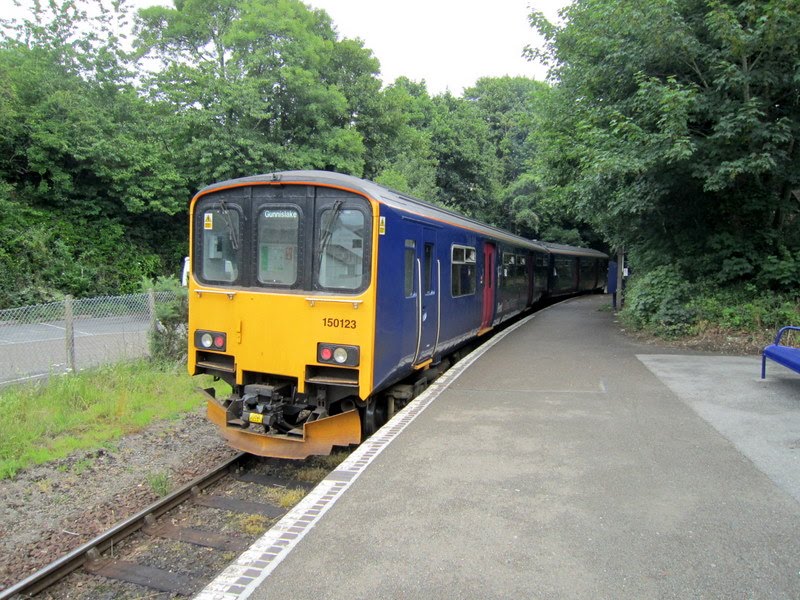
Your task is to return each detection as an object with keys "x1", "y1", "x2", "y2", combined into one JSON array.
[{"x1": 188, "y1": 171, "x2": 607, "y2": 458}]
